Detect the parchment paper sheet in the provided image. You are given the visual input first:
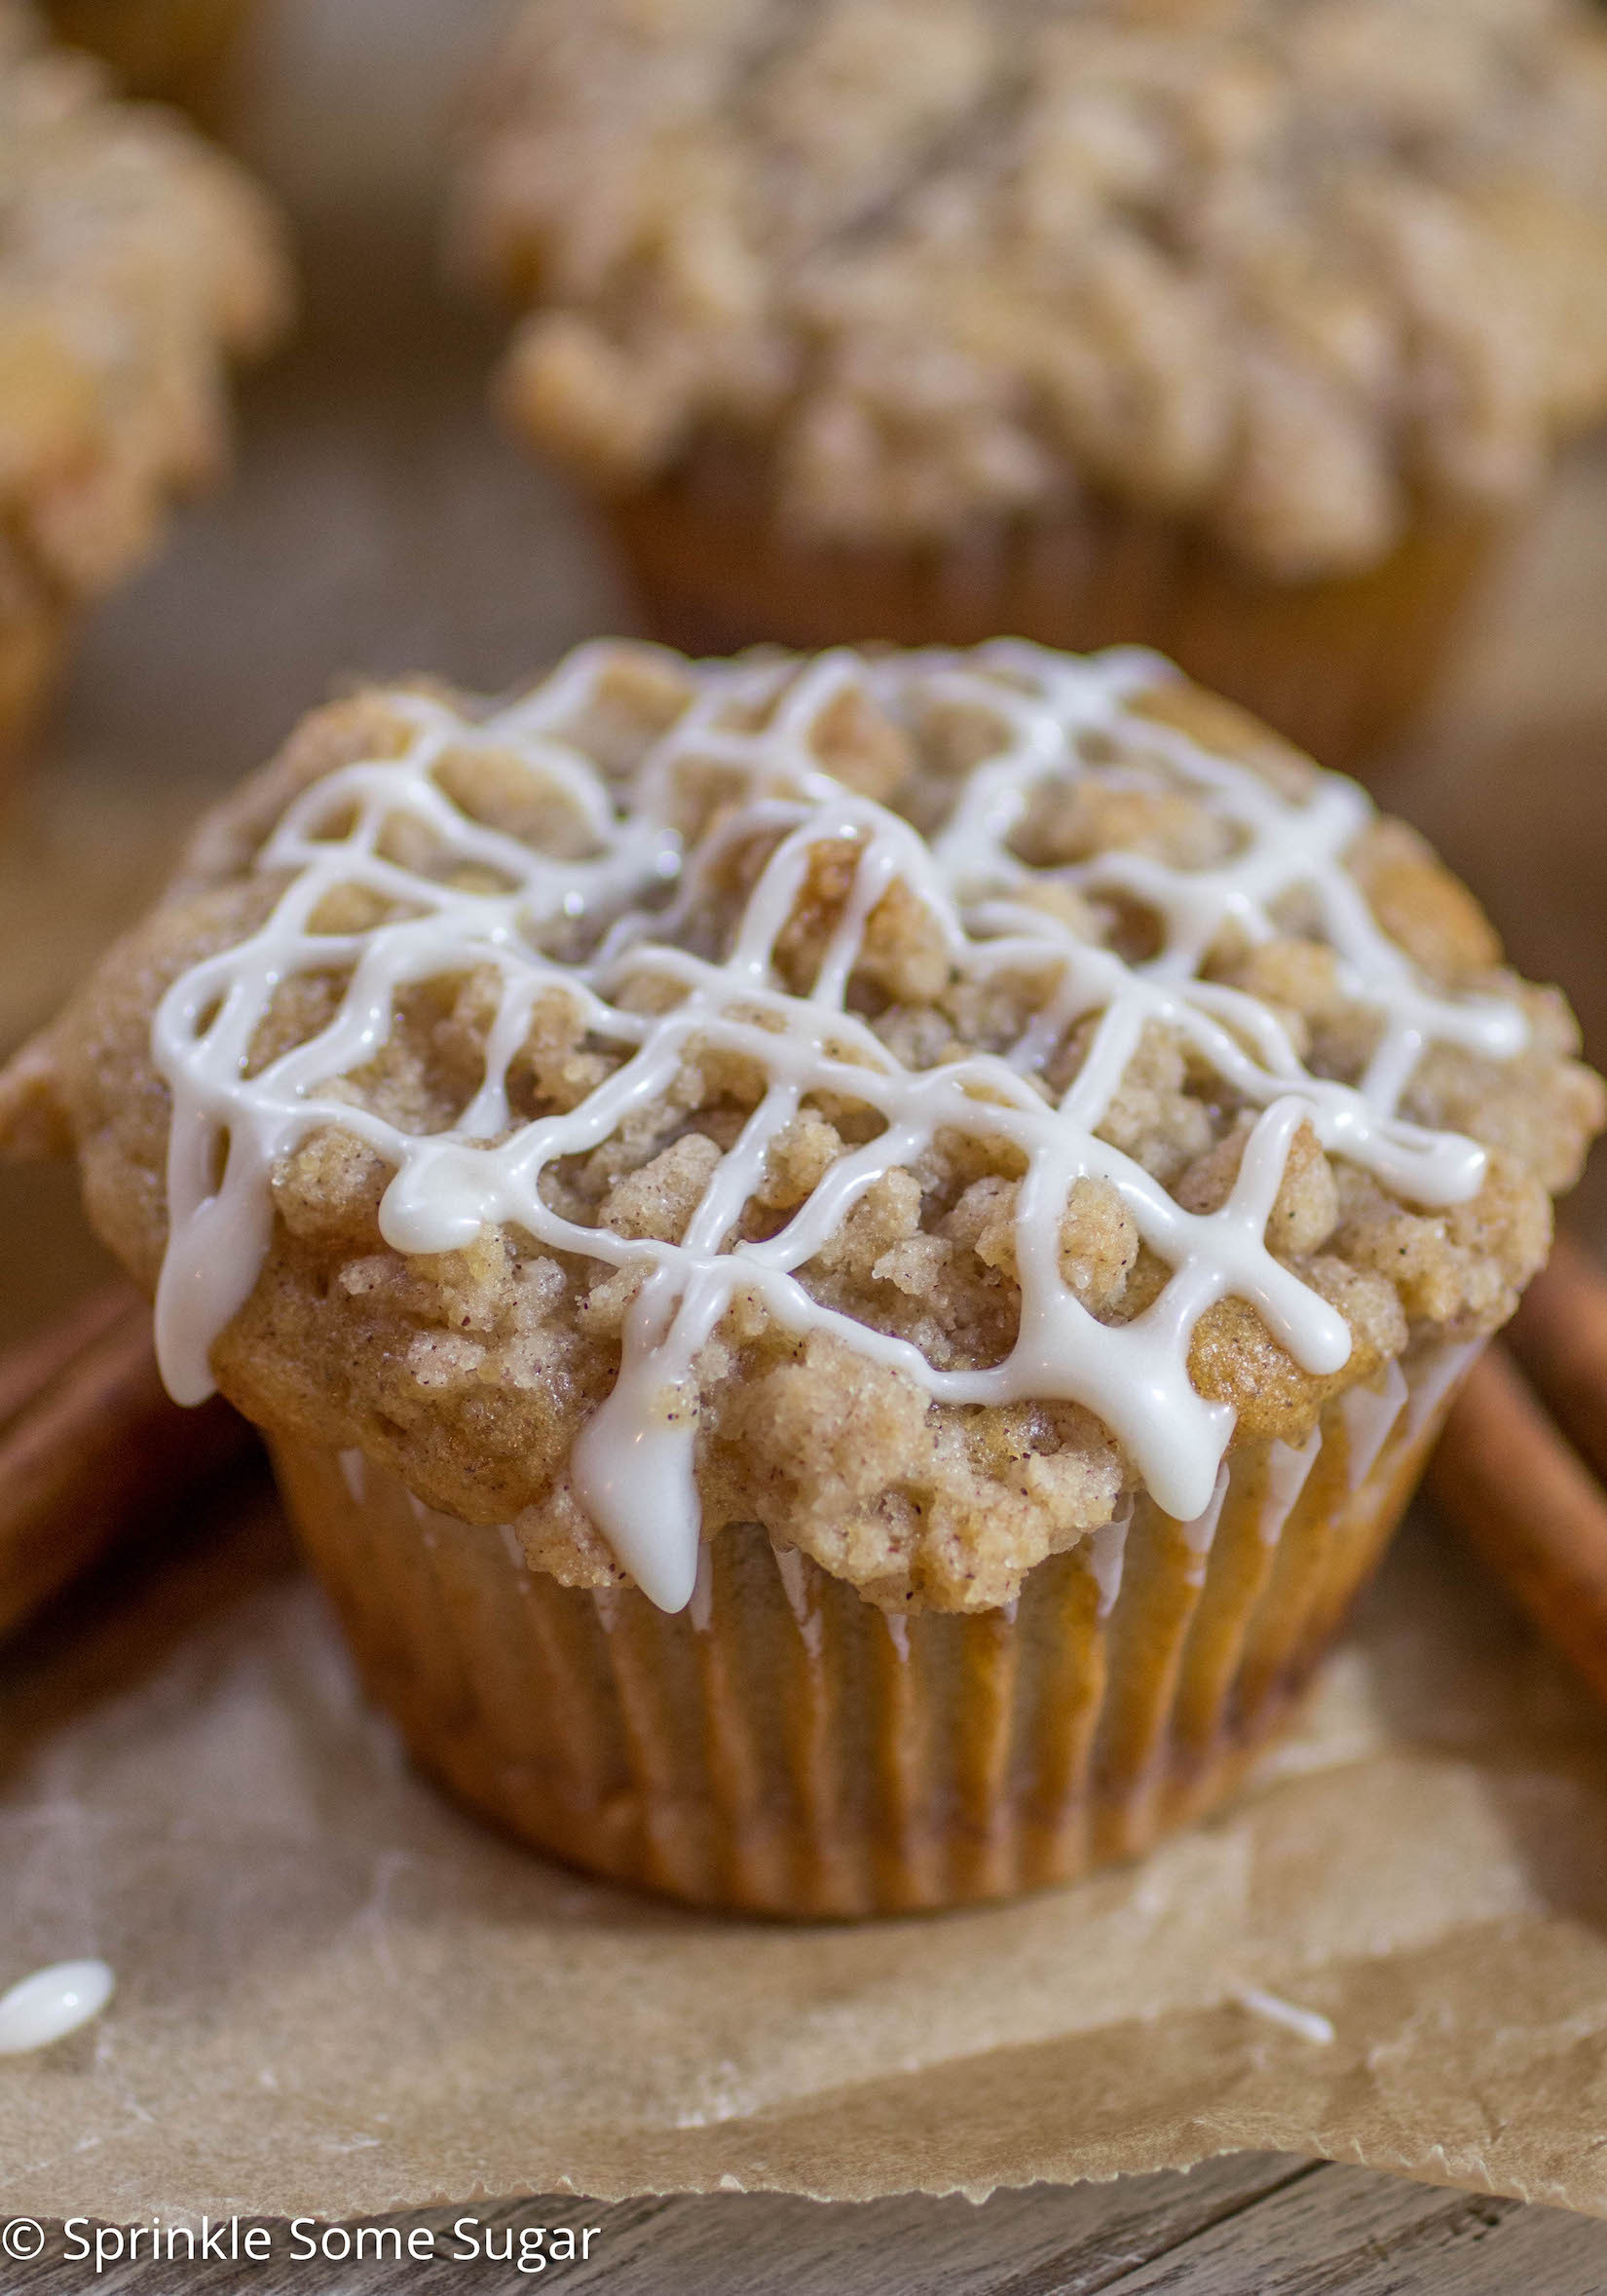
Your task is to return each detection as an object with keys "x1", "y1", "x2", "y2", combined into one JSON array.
[
  {"x1": 4, "y1": 0, "x2": 1607, "y2": 2229},
  {"x1": 6, "y1": 1487, "x2": 1607, "y2": 2222}
]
